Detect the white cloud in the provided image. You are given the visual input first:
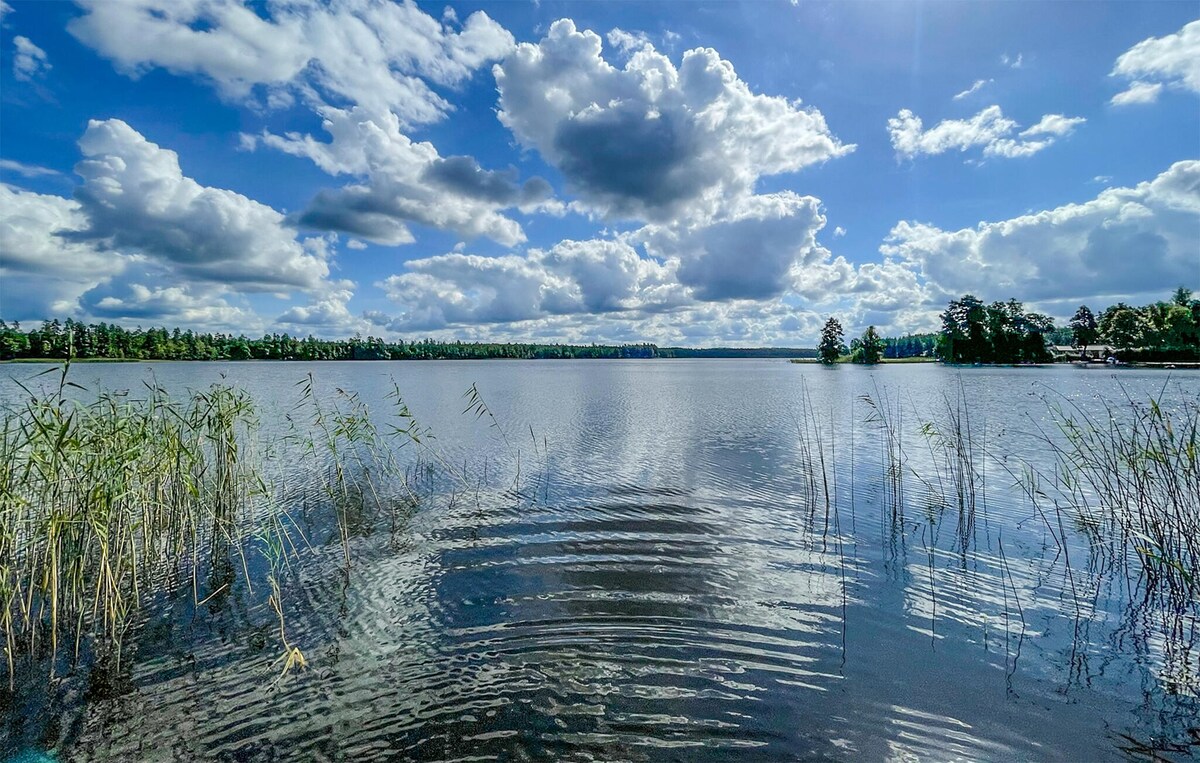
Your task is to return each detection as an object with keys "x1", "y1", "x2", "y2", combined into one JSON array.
[
  {"x1": 1000, "y1": 52, "x2": 1024, "y2": 69},
  {"x1": 639, "y1": 192, "x2": 829, "y2": 301},
  {"x1": 365, "y1": 160, "x2": 1199, "y2": 342},
  {"x1": 1020, "y1": 113, "x2": 1087, "y2": 138},
  {"x1": 1110, "y1": 80, "x2": 1164, "y2": 106},
  {"x1": 369, "y1": 186, "x2": 932, "y2": 339},
  {"x1": 833, "y1": 226, "x2": 846, "y2": 237},
  {"x1": 952, "y1": 78, "x2": 992, "y2": 100},
  {"x1": 606, "y1": 28, "x2": 651, "y2": 54},
  {"x1": 378, "y1": 238, "x2": 685, "y2": 331},
  {"x1": 255, "y1": 105, "x2": 553, "y2": 247},
  {"x1": 0, "y1": 159, "x2": 59, "y2": 178},
  {"x1": 12, "y1": 35, "x2": 50, "y2": 81},
  {"x1": 346, "y1": 239, "x2": 368, "y2": 250},
  {"x1": 1111, "y1": 20, "x2": 1200, "y2": 101},
  {"x1": 276, "y1": 286, "x2": 369, "y2": 334},
  {"x1": 68, "y1": 119, "x2": 333, "y2": 292},
  {"x1": 1, "y1": 120, "x2": 356, "y2": 328},
  {"x1": 69, "y1": 1, "x2": 538, "y2": 250},
  {"x1": 882, "y1": 160, "x2": 1200, "y2": 304},
  {"x1": 84, "y1": 281, "x2": 260, "y2": 331},
  {"x1": 0, "y1": 183, "x2": 125, "y2": 318},
  {"x1": 889, "y1": 106, "x2": 1014, "y2": 159},
  {"x1": 888, "y1": 105, "x2": 1084, "y2": 161},
  {"x1": 494, "y1": 19, "x2": 854, "y2": 223},
  {"x1": 68, "y1": 0, "x2": 514, "y2": 128}
]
